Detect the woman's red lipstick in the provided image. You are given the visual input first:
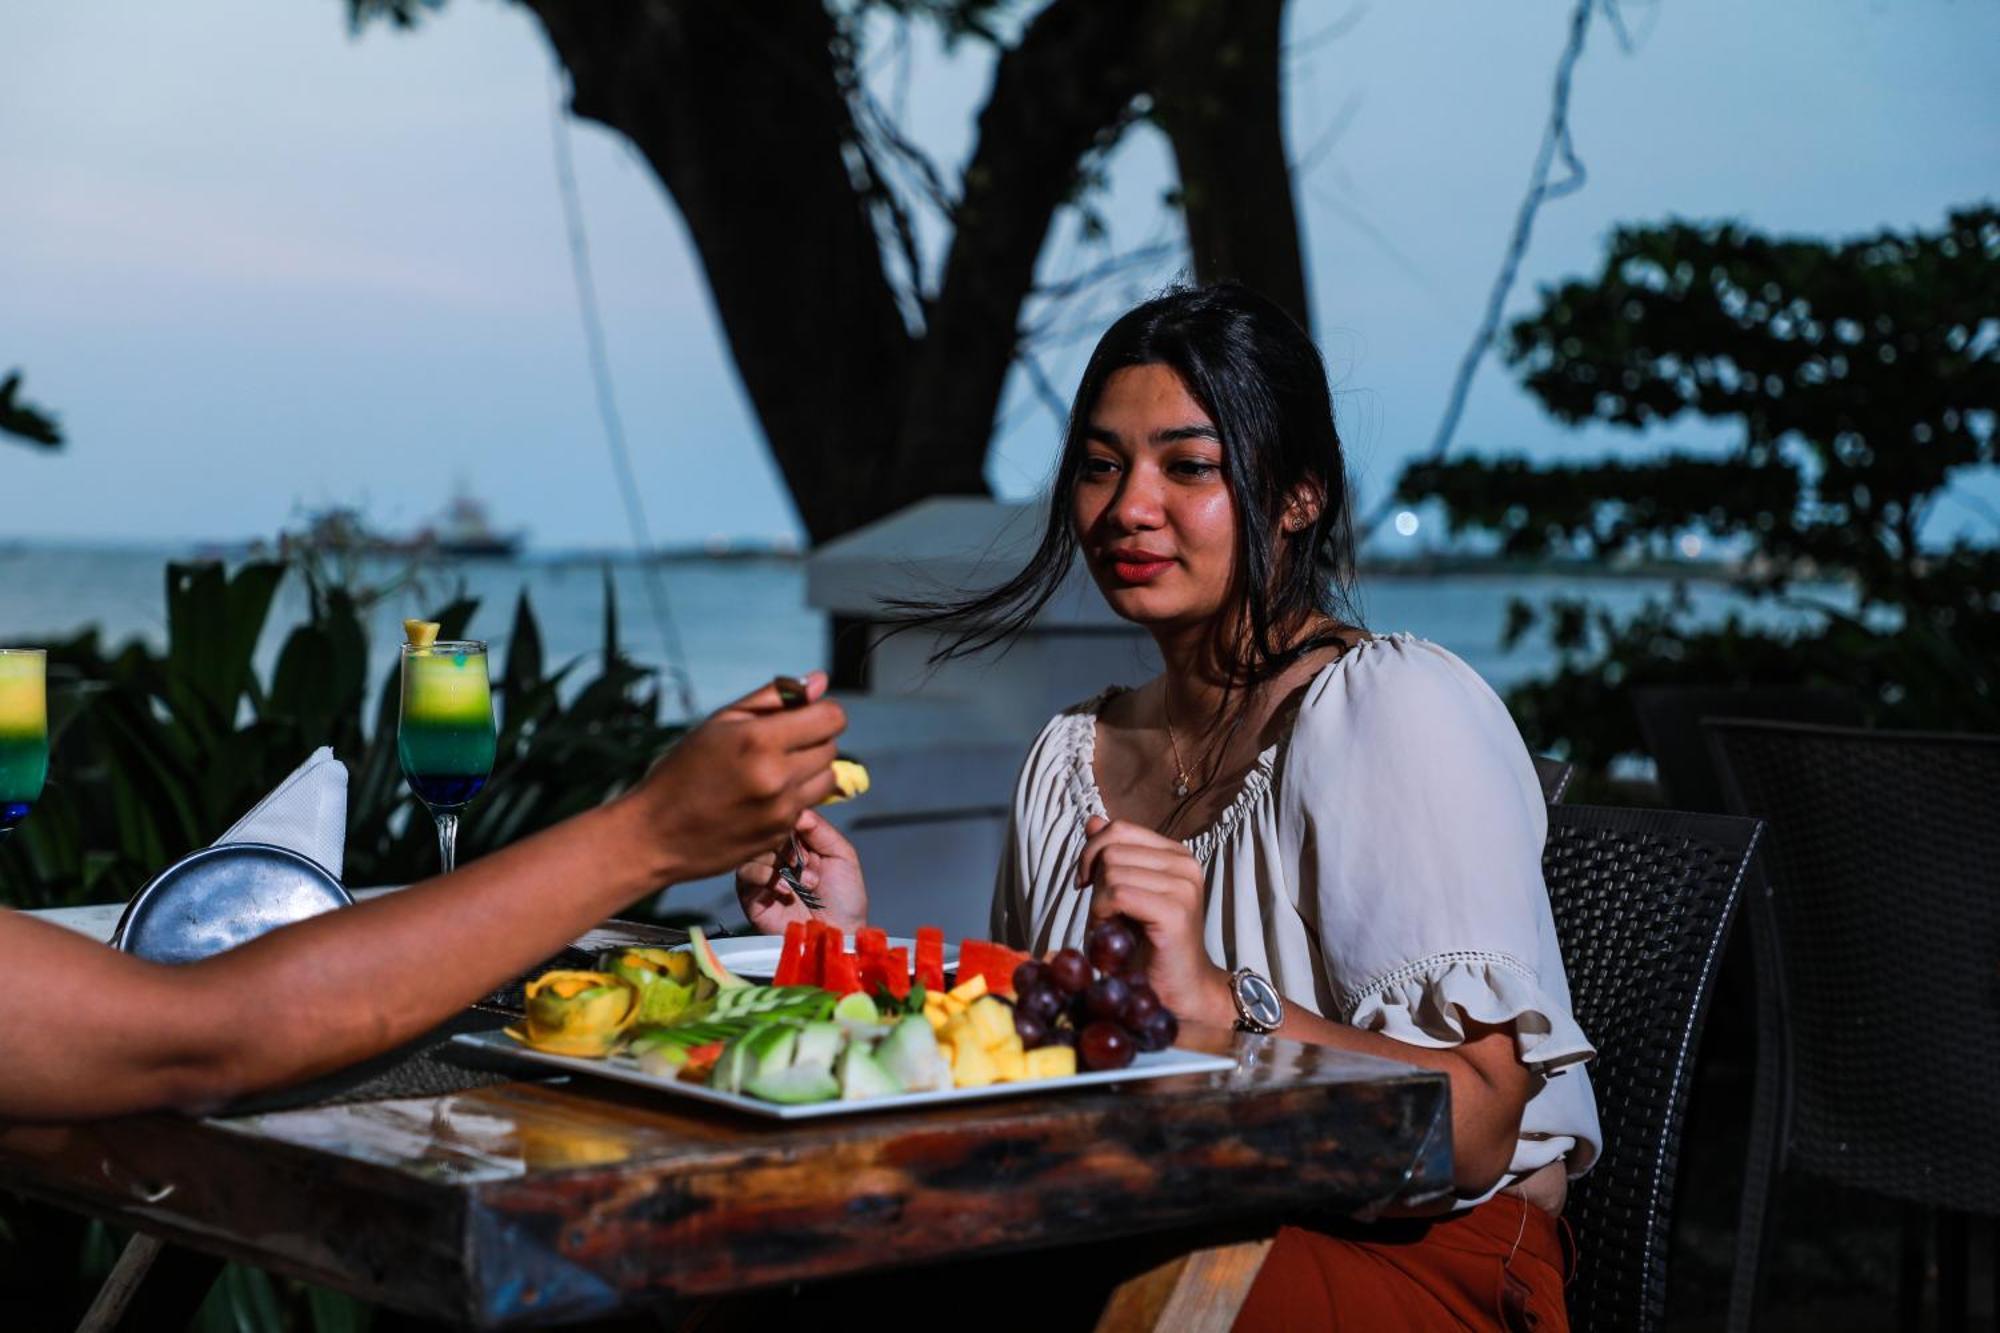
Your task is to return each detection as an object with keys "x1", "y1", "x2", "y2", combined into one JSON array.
[{"x1": 1104, "y1": 549, "x2": 1174, "y2": 583}]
